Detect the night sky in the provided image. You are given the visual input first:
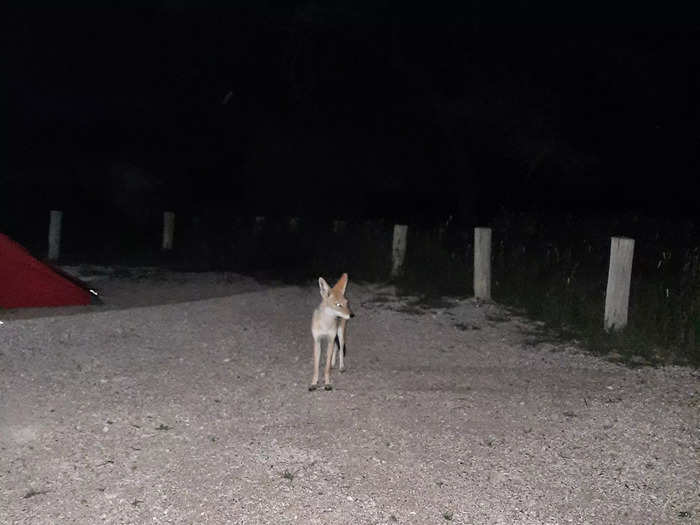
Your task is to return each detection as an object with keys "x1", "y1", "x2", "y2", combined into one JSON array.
[{"x1": 5, "y1": 3, "x2": 699, "y2": 234}]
